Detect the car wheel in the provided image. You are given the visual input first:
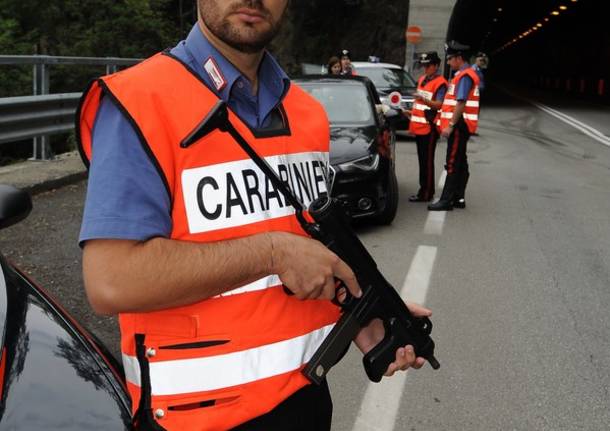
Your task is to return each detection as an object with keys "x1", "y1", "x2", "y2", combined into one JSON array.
[{"x1": 375, "y1": 167, "x2": 399, "y2": 225}]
